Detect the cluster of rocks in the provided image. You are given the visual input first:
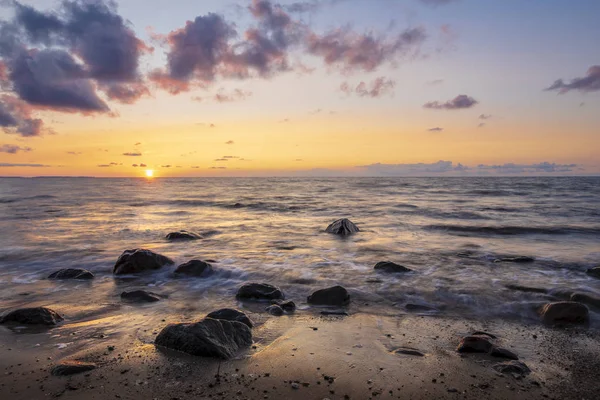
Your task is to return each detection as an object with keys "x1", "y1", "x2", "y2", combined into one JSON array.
[{"x1": 456, "y1": 332, "x2": 530, "y2": 376}]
